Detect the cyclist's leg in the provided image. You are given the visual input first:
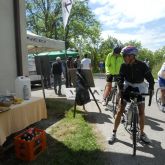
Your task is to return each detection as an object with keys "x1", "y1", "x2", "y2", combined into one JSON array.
[
  {"x1": 102, "y1": 75, "x2": 113, "y2": 105},
  {"x1": 108, "y1": 99, "x2": 126, "y2": 143},
  {"x1": 116, "y1": 88, "x2": 120, "y2": 105},
  {"x1": 103, "y1": 82, "x2": 112, "y2": 99},
  {"x1": 103, "y1": 74, "x2": 113, "y2": 98},
  {"x1": 158, "y1": 78, "x2": 165, "y2": 110},
  {"x1": 114, "y1": 100, "x2": 126, "y2": 130},
  {"x1": 161, "y1": 88, "x2": 165, "y2": 107},
  {"x1": 138, "y1": 102, "x2": 145, "y2": 135},
  {"x1": 138, "y1": 101, "x2": 151, "y2": 143}
]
